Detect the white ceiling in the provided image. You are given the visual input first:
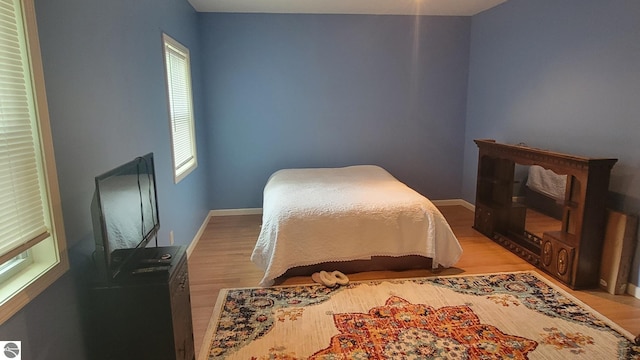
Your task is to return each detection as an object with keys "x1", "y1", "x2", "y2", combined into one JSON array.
[{"x1": 187, "y1": 0, "x2": 508, "y2": 16}]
